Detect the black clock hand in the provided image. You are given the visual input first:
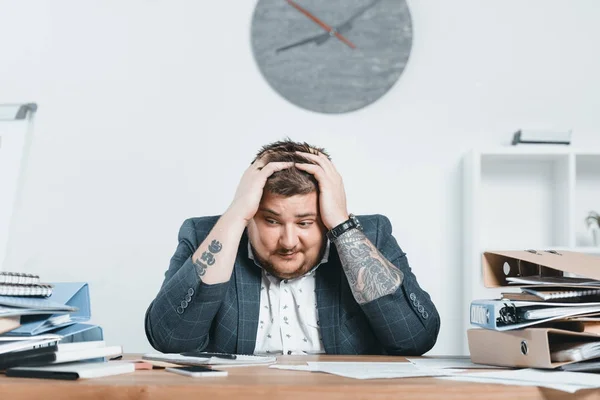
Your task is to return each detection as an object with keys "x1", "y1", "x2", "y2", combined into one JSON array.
[
  {"x1": 276, "y1": 17, "x2": 358, "y2": 53},
  {"x1": 276, "y1": 0, "x2": 381, "y2": 54},
  {"x1": 276, "y1": 32, "x2": 328, "y2": 53},
  {"x1": 315, "y1": 0, "x2": 382, "y2": 46}
]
